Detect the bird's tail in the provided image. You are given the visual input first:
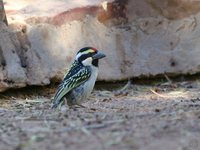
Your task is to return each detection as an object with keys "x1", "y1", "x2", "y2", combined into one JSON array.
[
  {"x1": 51, "y1": 98, "x2": 64, "y2": 109},
  {"x1": 51, "y1": 103, "x2": 58, "y2": 109}
]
